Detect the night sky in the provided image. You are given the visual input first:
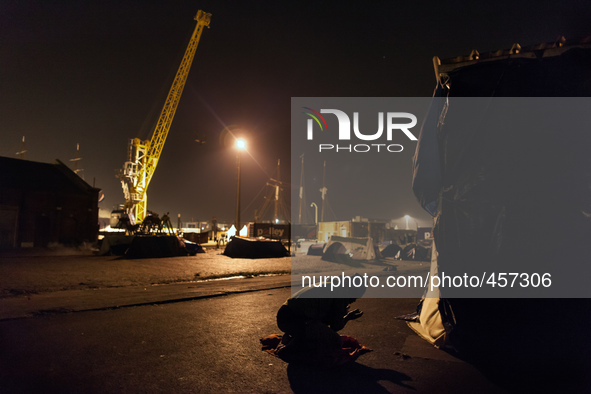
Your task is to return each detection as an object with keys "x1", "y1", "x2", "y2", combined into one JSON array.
[{"x1": 2, "y1": 1, "x2": 590, "y2": 226}]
